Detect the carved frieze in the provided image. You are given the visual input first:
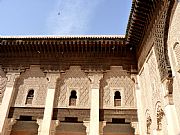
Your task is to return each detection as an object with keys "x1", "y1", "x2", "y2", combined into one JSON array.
[
  {"x1": 52, "y1": 108, "x2": 90, "y2": 121},
  {"x1": 8, "y1": 107, "x2": 45, "y2": 119}
]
